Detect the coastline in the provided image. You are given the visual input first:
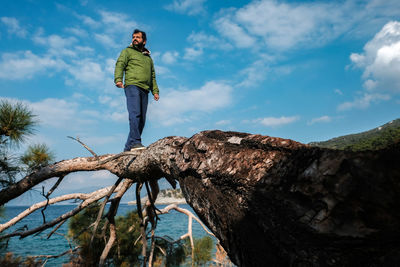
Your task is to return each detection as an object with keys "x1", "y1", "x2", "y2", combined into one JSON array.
[{"x1": 128, "y1": 196, "x2": 187, "y2": 205}]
